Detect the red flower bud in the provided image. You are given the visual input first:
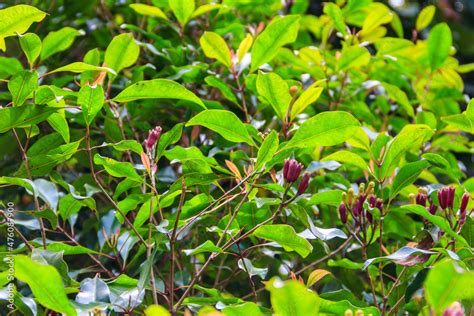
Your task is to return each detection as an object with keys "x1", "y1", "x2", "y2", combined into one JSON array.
[
  {"x1": 438, "y1": 188, "x2": 447, "y2": 210},
  {"x1": 365, "y1": 210, "x2": 373, "y2": 223},
  {"x1": 375, "y1": 198, "x2": 384, "y2": 212},
  {"x1": 283, "y1": 159, "x2": 303, "y2": 183},
  {"x1": 369, "y1": 195, "x2": 377, "y2": 208},
  {"x1": 297, "y1": 172, "x2": 310, "y2": 195},
  {"x1": 428, "y1": 199, "x2": 437, "y2": 215},
  {"x1": 443, "y1": 302, "x2": 464, "y2": 316},
  {"x1": 447, "y1": 186, "x2": 455, "y2": 209},
  {"x1": 460, "y1": 193, "x2": 469, "y2": 213},
  {"x1": 339, "y1": 203, "x2": 347, "y2": 224},
  {"x1": 144, "y1": 126, "x2": 162, "y2": 151},
  {"x1": 416, "y1": 192, "x2": 427, "y2": 207}
]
